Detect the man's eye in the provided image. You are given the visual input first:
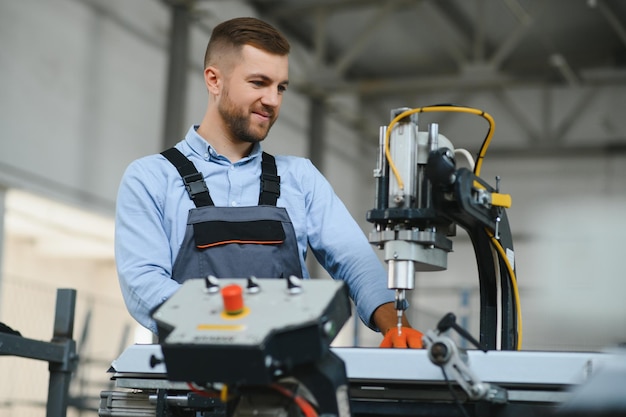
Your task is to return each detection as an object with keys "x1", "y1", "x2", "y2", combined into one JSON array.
[
  {"x1": 251, "y1": 80, "x2": 265, "y2": 87},
  {"x1": 278, "y1": 85, "x2": 287, "y2": 93}
]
